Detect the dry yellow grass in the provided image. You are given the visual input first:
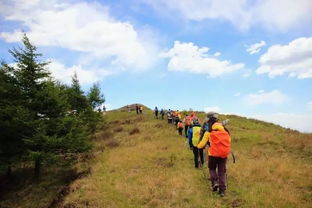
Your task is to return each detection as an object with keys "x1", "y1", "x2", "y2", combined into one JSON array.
[
  {"x1": 2, "y1": 110, "x2": 310, "y2": 208},
  {"x1": 59, "y1": 110, "x2": 312, "y2": 208}
]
